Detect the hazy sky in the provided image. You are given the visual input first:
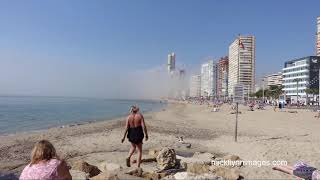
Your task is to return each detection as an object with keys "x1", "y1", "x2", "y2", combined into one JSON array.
[{"x1": 0, "y1": 0, "x2": 319, "y2": 98}]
